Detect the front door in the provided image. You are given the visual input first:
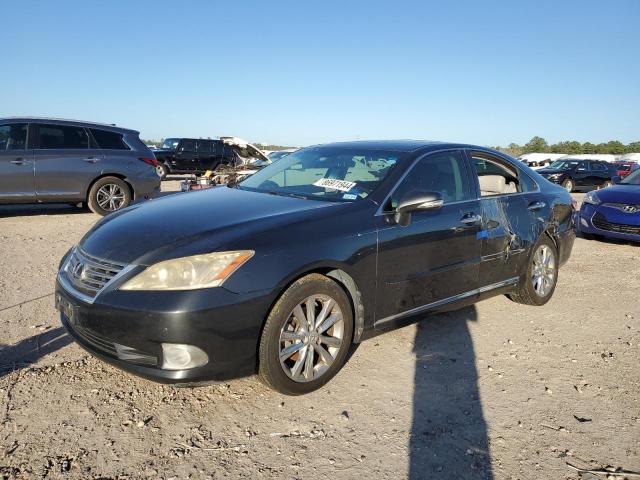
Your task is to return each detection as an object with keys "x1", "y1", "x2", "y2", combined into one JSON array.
[
  {"x1": 0, "y1": 123, "x2": 35, "y2": 201},
  {"x1": 375, "y1": 150, "x2": 481, "y2": 325},
  {"x1": 33, "y1": 123, "x2": 104, "y2": 202},
  {"x1": 175, "y1": 139, "x2": 197, "y2": 171}
]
